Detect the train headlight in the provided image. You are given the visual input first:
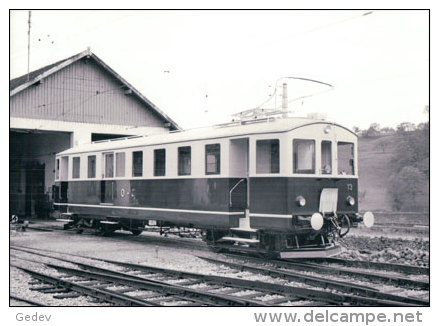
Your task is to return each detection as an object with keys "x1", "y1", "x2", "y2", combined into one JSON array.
[
  {"x1": 346, "y1": 196, "x2": 355, "y2": 206},
  {"x1": 310, "y1": 213, "x2": 324, "y2": 230},
  {"x1": 363, "y1": 211, "x2": 375, "y2": 228},
  {"x1": 296, "y1": 195, "x2": 306, "y2": 207}
]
